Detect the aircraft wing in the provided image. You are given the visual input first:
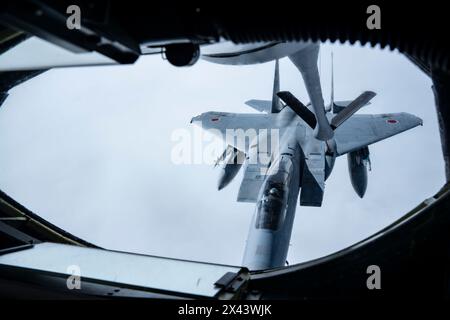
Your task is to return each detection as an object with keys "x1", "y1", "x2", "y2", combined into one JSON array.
[
  {"x1": 334, "y1": 113, "x2": 423, "y2": 156},
  {"x1": 191, "y1": 111, "x2": 271, "y2": 153}
]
